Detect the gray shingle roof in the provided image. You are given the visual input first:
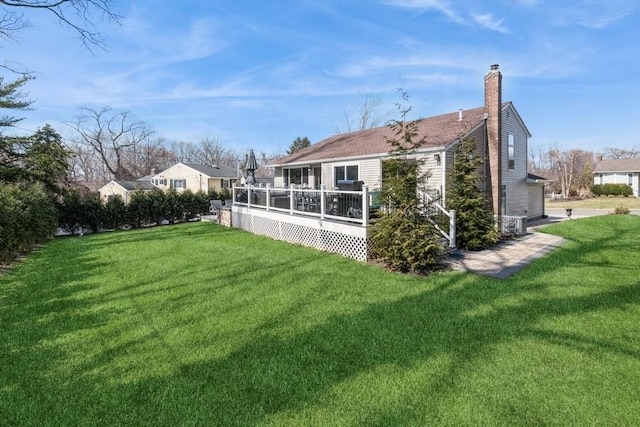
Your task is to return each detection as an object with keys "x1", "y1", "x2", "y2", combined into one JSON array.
[
  {"x1": 183, "y1": 163, "x2": 238, "y2": 178},
  {"x1": 594, "y1": 158, "x2": 640, "y2": 173}
]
